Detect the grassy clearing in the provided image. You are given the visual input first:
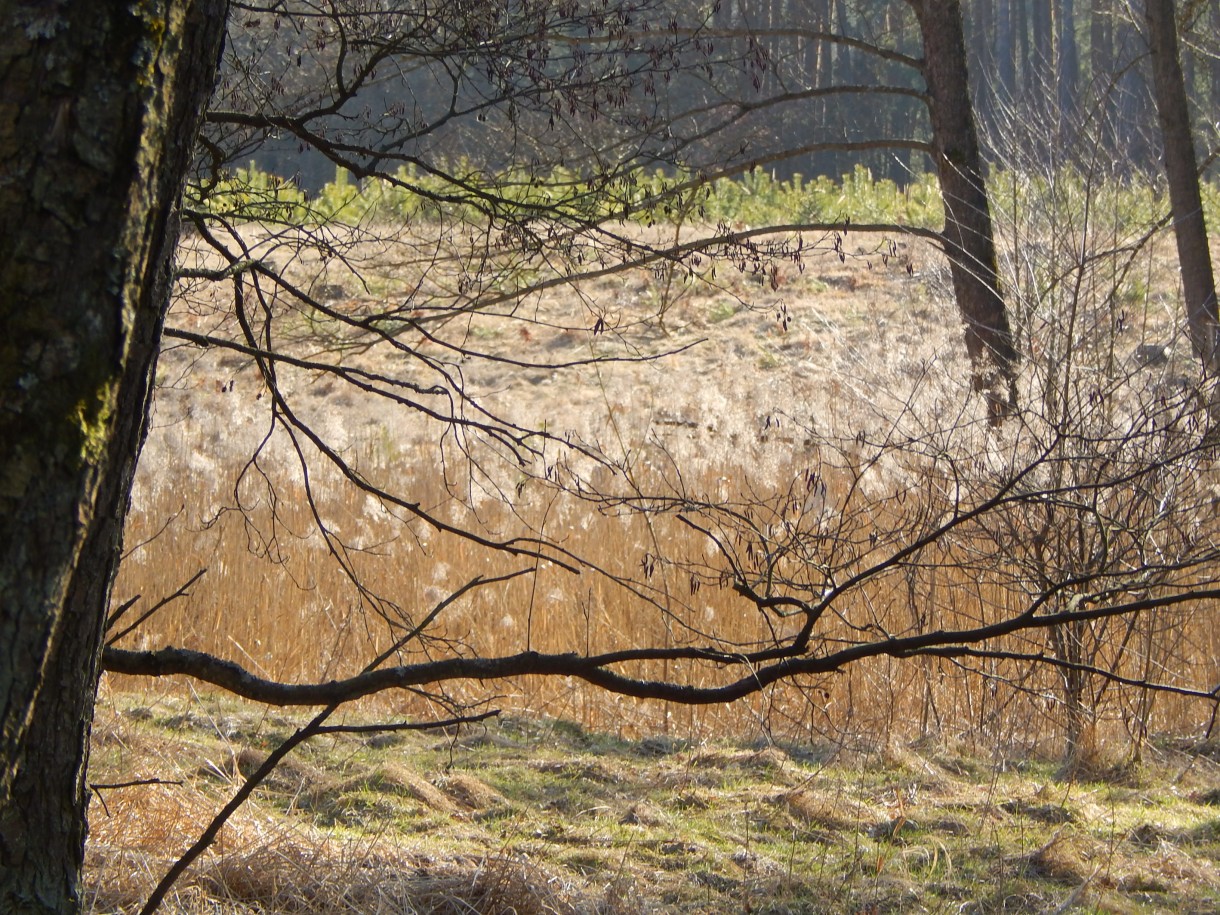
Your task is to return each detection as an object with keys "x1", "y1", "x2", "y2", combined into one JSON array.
[
  {"x1": 86, "y1": 692, "x2": 1220, "y2": 914},
  {"x1": 113, "y1": 224, "x2": 1218, "y2": 757},
  {"x1": 97, "y1": 164, "x2": 1220, "y2": 913}
]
